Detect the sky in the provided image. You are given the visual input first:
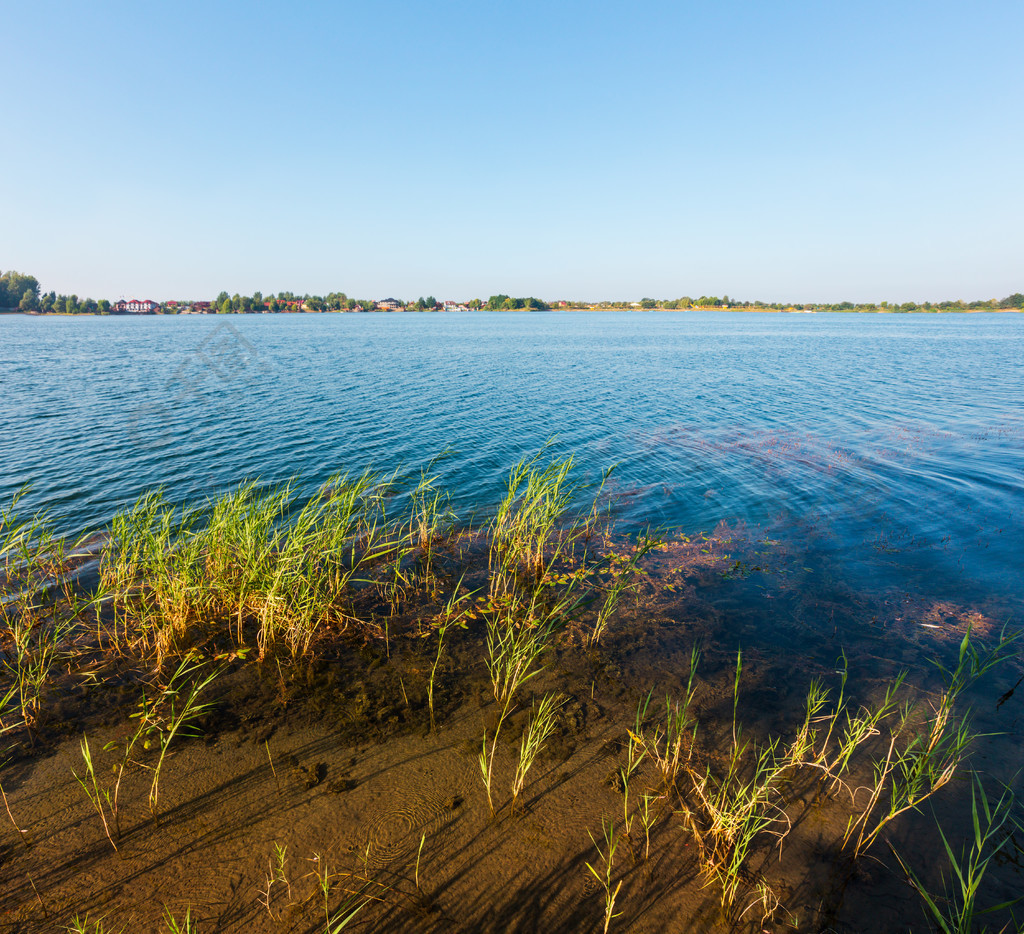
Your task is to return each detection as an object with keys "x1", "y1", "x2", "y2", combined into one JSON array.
[{"x1": 3, "y1": 0, "x2": 1022, "y2": 304}]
